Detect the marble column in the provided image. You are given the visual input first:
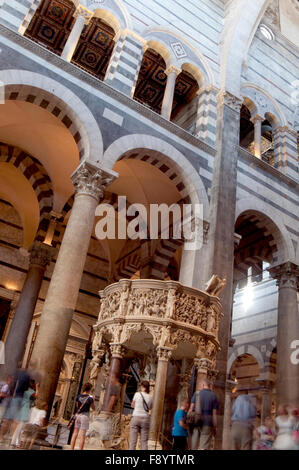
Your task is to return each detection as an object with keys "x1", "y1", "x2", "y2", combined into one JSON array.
[
  {"x1": 269, "y1": 261, "x2": 299, "y2": 406},
  {"x1": 260, "y1": 382, "x2": 273, "y2": 422},
  {"x1": 203, "y1": 91, "x2": 243, "y2": 449},
  {"x1": 161, "y1": 65, "x2": 181, "y2": 120},
  {"x1": 250, "y1": 114, "x2": 264, "y2": 158},
  {"x1": 61, "y1": 5, "x2": 93, "y2": 63},
  {"x1": 0, "y1": 241, "x2": 52, "y2": 379},
  {"x1": 31, "y1": 161, "x2": 116, "y2": 413},
  {"x1": 149, "y1": 347, "x2": 172, "y2": 443},
  {"x1": 101, "y1": 344, "x2": 125, "y2": 414},
  {"x1": 105, "y1": 31, "x2": 147, "y2": 97}
]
